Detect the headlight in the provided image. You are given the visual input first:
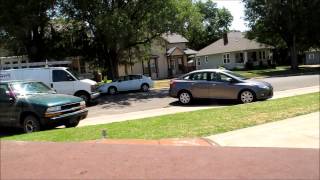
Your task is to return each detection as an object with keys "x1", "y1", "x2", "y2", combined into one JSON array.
[
  {"x1": 259, "y1": 85, "x2": 269, "y2": 89},
  {"x1": 47, "y1": 106, "x2": 61, "y2": 112},
  {"x1": 80, "y1": 101, "x2": 86, "y2": 107},
  {"x1": 91, "y1": 85, "x2": 97, "y2": 92}
]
